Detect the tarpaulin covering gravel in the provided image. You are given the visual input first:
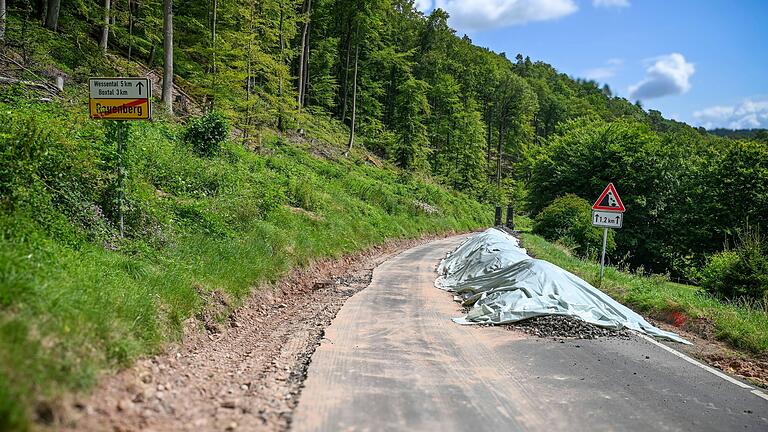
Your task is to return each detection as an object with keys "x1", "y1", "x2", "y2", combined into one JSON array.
[
  {"x1": 436, "y1": 228, "x2": 529, "y2": 289},
  {"x1": 437, "y1": 228, "x2": 689, "y2": 344}
]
